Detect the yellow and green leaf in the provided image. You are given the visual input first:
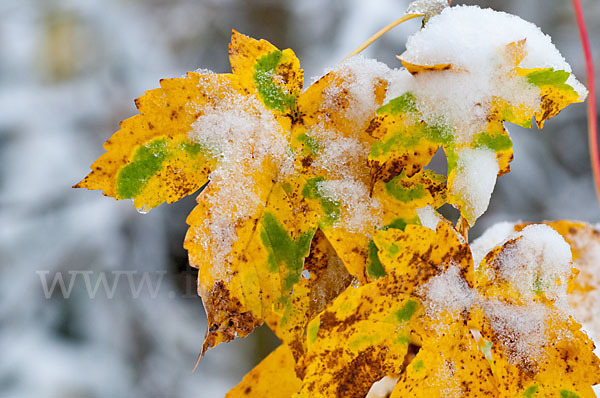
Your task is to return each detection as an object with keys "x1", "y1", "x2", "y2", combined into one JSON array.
[
  {"x1": 74, "y1": 72, "x2": 245, "y2": 210},
  {"x1": 185, "y1": 166, "x2": 317, "y2": 353},
  {"x1": 229, "y1": 30, "x2": 303, "y2": 115},
  {"x1": 298, "y1": 283, "x2": 422, "y2": 397},
  {"x1": 373, "y1": 220, "x2": 473, "y2": 291},
  {"x1": 266, "y1": 229, "x2": 353, "y2": 364}
]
